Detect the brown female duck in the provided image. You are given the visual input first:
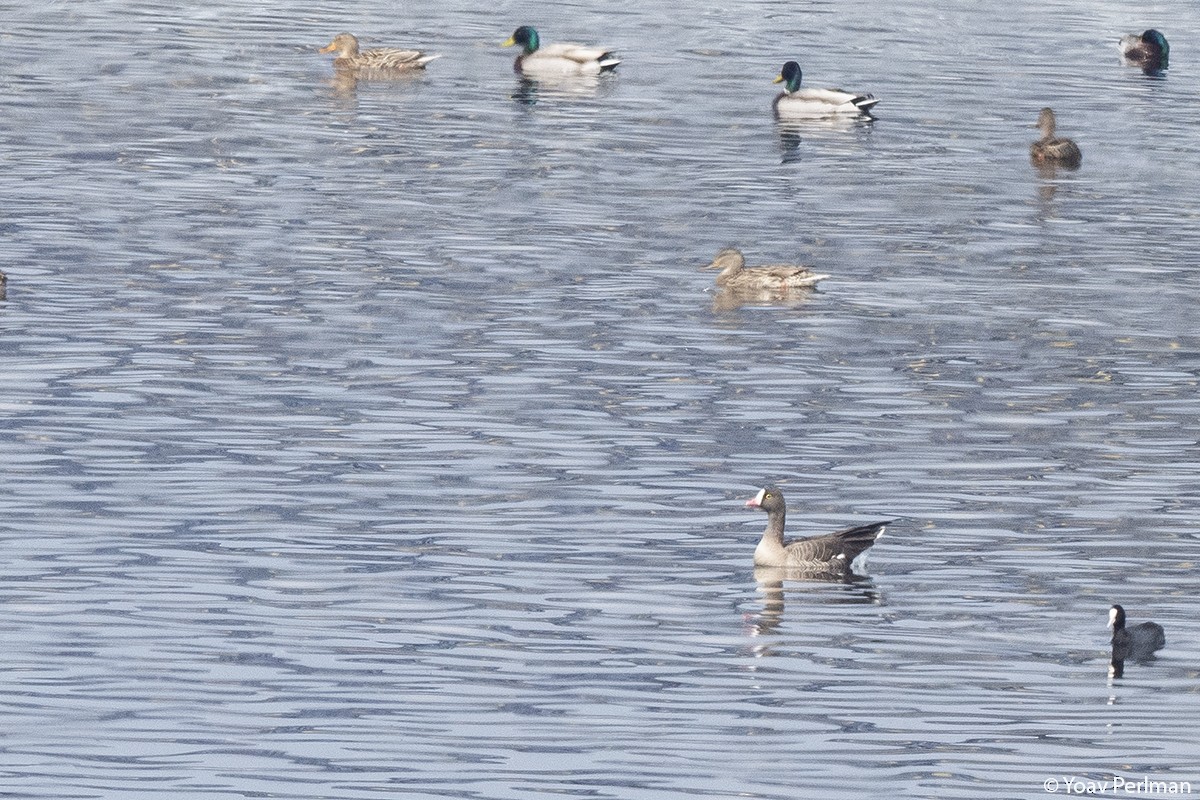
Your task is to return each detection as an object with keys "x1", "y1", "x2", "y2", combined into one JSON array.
[
  {"x1": 704, "y1": 248, "x2": 828, "y2": 291},
  {"x1": 1029, "y1": 108, "x2": 1082, "y2": 169},
  {"x1": 319, "y1": 33, "x2": 440, "y2": 72}
]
